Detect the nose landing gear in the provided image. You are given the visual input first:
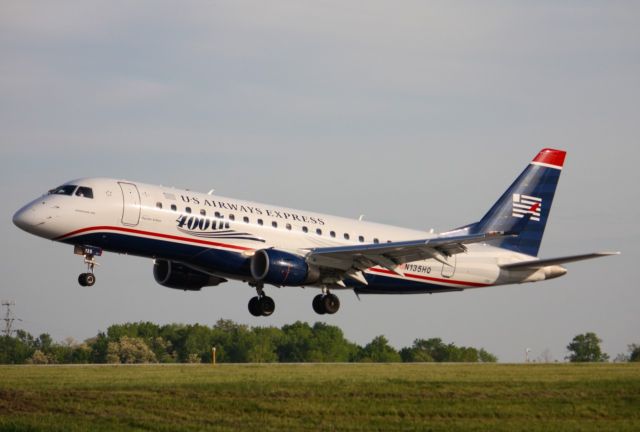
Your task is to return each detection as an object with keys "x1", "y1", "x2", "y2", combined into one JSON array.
[
  {"x1": 74, "y1": 245, "x2": 102, "y2": 287},
  {"x1": 78, "y1": 272, "x2": 96, "y2": 287}
]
